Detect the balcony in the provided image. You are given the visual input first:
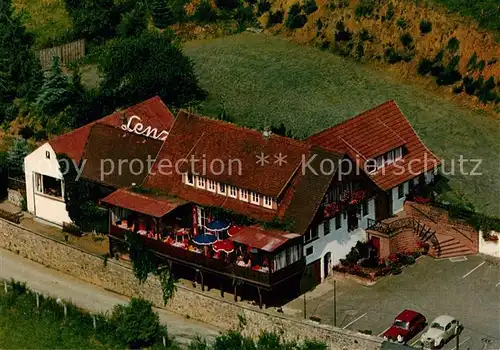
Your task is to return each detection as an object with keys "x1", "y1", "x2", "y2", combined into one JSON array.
[{"x1": 109, "y1": 225, "x2": 305, "y2": 289}]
